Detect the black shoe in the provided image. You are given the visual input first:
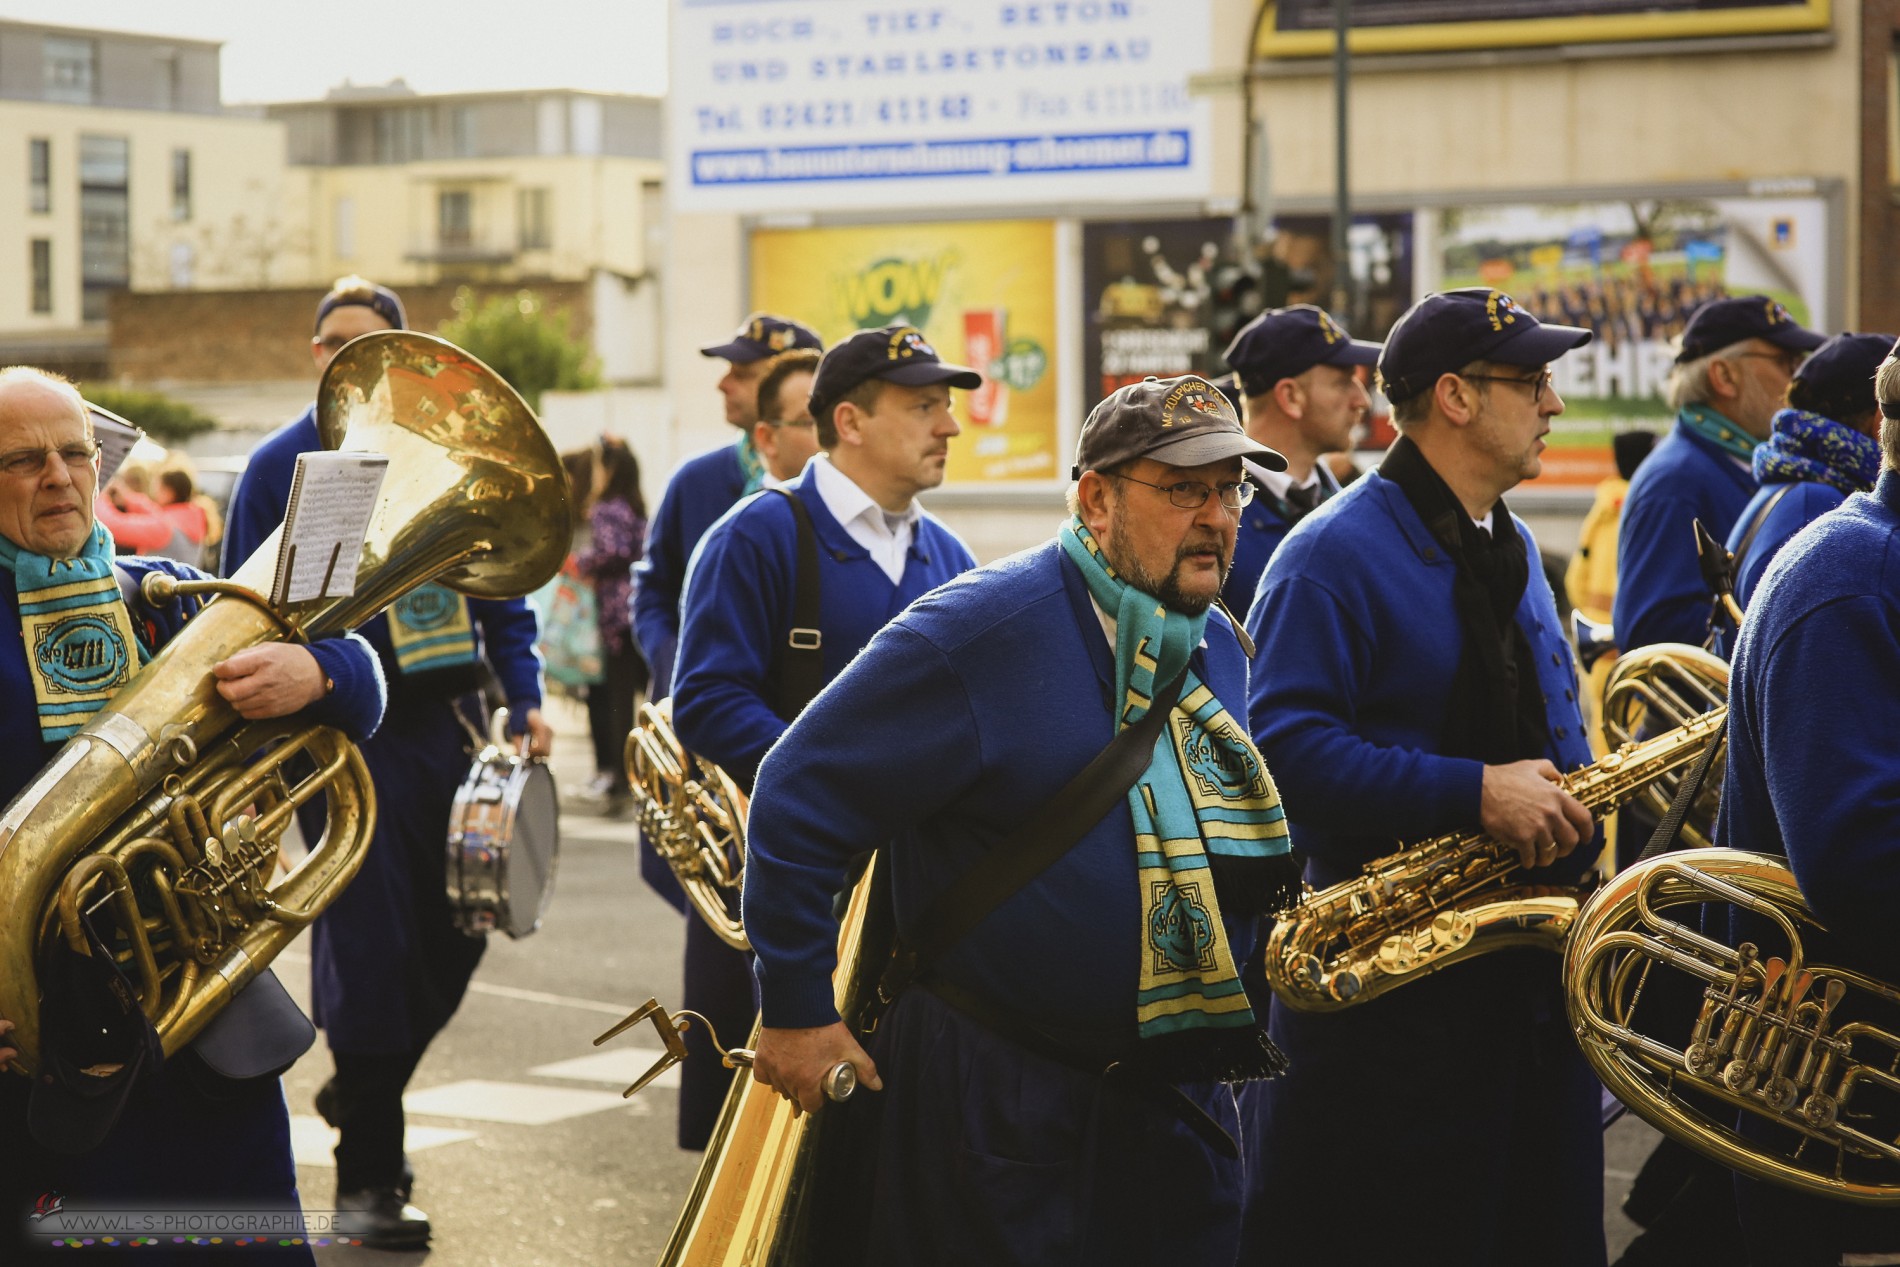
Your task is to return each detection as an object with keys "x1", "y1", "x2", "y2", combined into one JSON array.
[
  {"x1": 318, "y1": 1079, "x2": 416, "y2": 1201},
  {"x1": 336, "y1": 1187, "x2": 431, "y2": 1251}
]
